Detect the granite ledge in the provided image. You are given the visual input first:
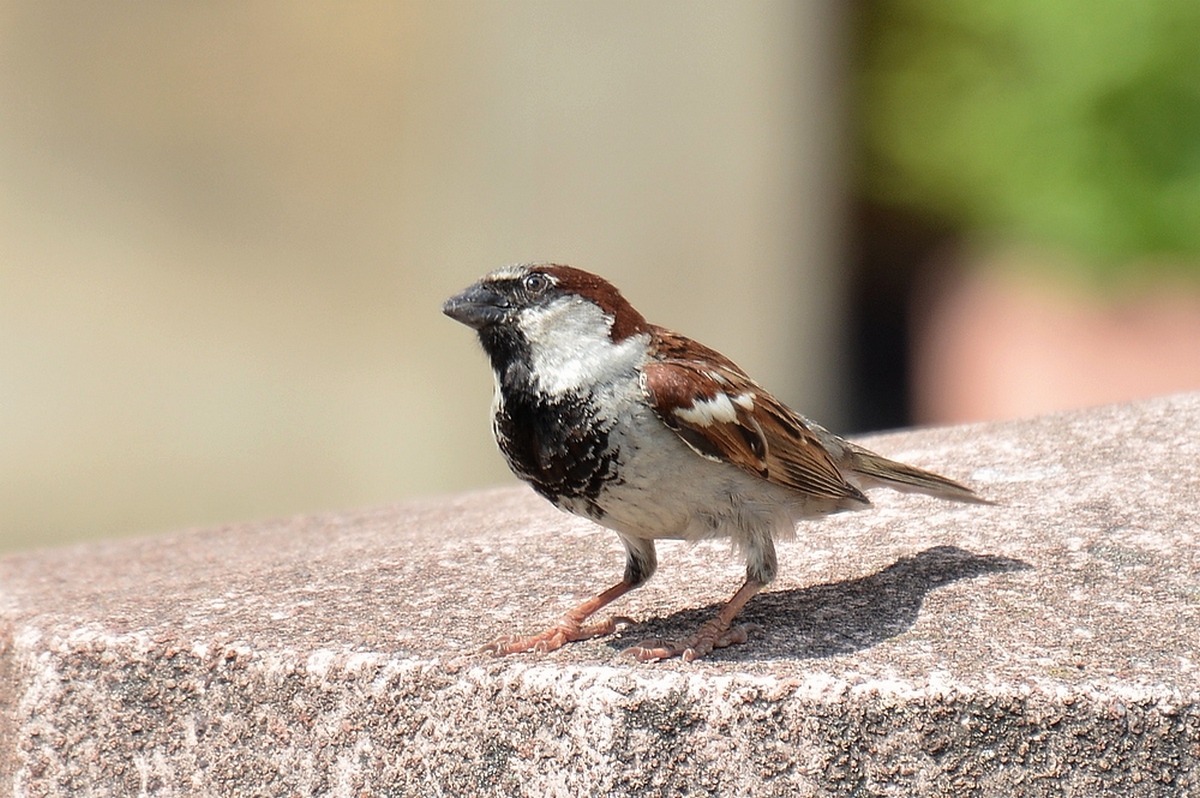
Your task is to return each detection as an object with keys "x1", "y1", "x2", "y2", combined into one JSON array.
[{"x1": 3, "y1": 394, "x2": 1200, "y2": 796}]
